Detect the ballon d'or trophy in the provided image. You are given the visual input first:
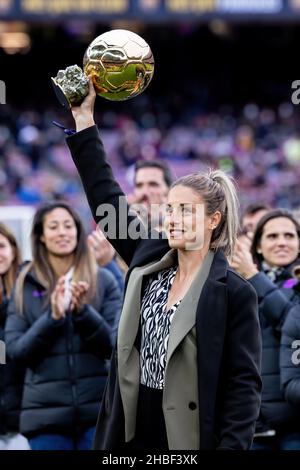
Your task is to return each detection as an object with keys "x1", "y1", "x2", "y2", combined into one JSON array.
[{"x1": 51, "y1": 29, "x2": 155, "y2": 108}]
